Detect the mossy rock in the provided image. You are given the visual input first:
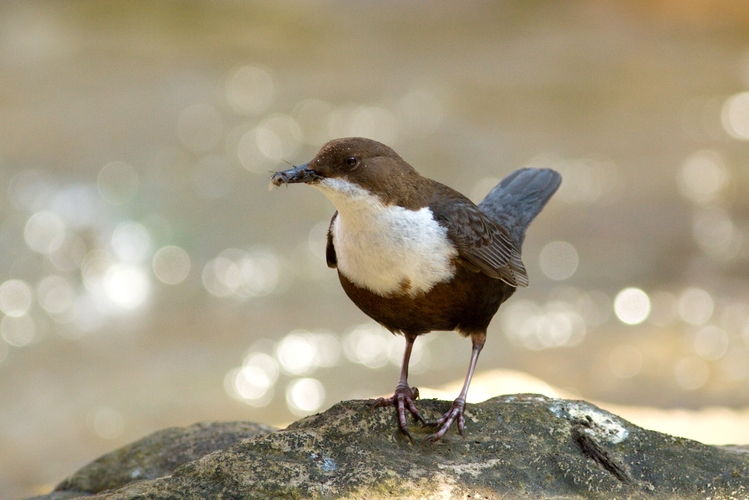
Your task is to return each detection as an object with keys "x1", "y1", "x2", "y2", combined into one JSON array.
[{"x1": 32, "y1": 395, "x2": 749, "y2": 499}]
